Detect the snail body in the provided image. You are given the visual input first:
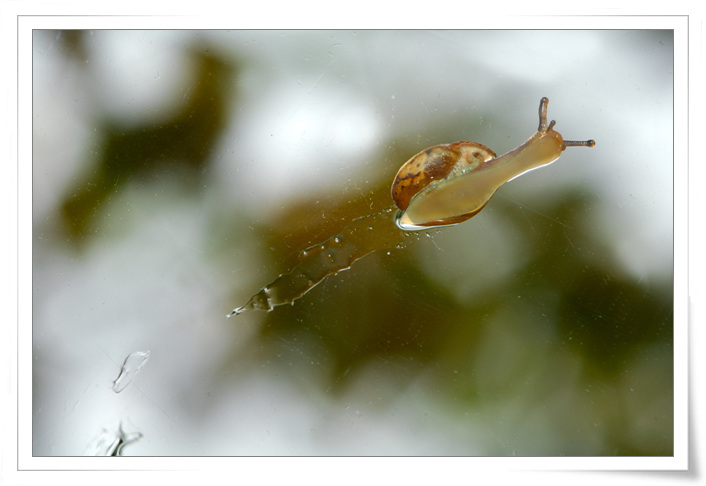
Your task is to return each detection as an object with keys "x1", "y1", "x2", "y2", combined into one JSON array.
[{"x1": 392, "y1": 97, "x2": 595, "y2": 230}]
